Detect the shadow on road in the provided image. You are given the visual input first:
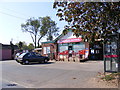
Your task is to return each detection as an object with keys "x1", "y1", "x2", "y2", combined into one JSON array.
[{"x1": 26, "y1": 61, "x2": 55, "y2": 65}]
